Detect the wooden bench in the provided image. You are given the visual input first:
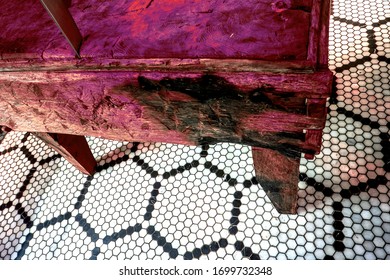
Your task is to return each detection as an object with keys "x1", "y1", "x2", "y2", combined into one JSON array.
[{"x1": 0, "y1": 0, "x2": 333, "y2": 213}]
